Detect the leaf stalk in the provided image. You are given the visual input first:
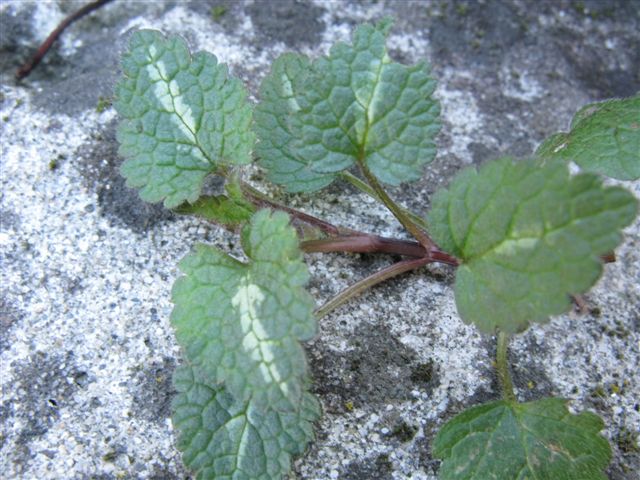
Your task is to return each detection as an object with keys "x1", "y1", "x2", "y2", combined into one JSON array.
[
  {"x1": 356, "y1": 156, "x2": 435, "y2": 250},
  {"x1": 301, "y1": 235, "x2": 426, "y2": 257},
  {"x1": 240, "y1": 181, "x2": 344, "y2": 236},
  {"x1": 314, "y1": 256, "x2": 431, "y2": 319},
  {"x1": 339, "y1": 171, "x2": 429, "y2": 231},
  {"x1": 496, "y1": 331, "x2": 517, "y2": 402}
]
